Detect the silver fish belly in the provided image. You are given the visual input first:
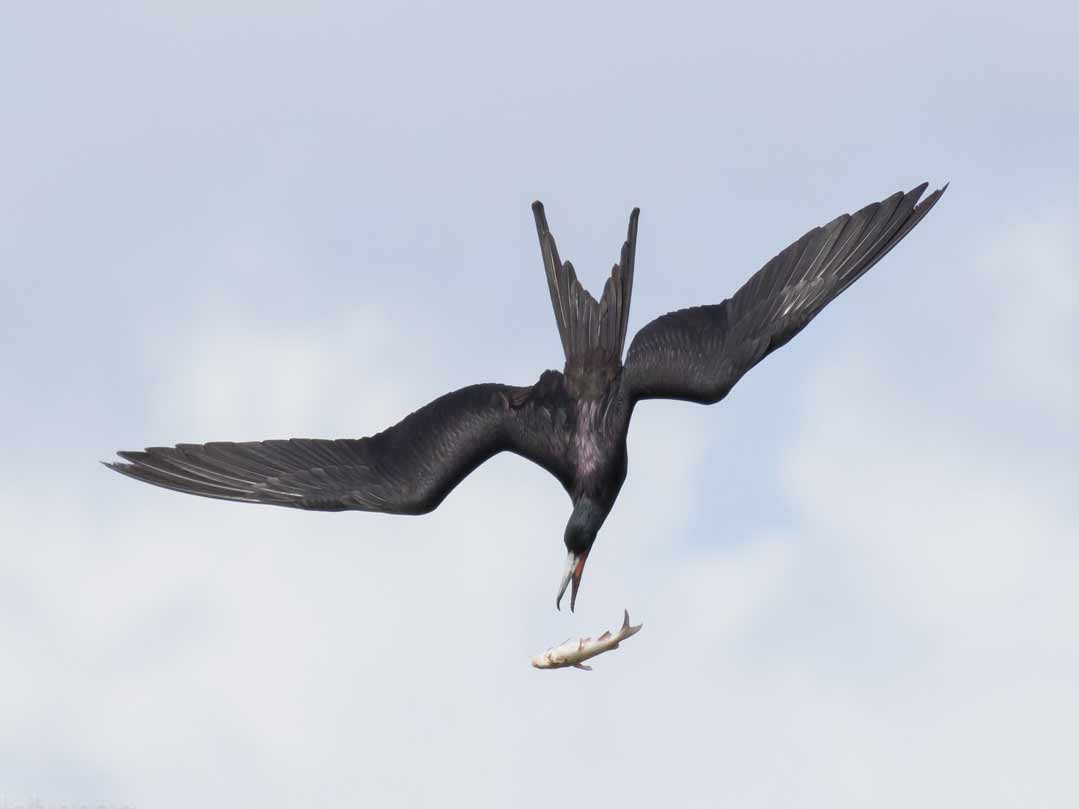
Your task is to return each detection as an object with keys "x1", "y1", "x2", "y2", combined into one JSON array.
[{"x1": 531, "y1": 610, "x2": 643, "y2": 671}]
